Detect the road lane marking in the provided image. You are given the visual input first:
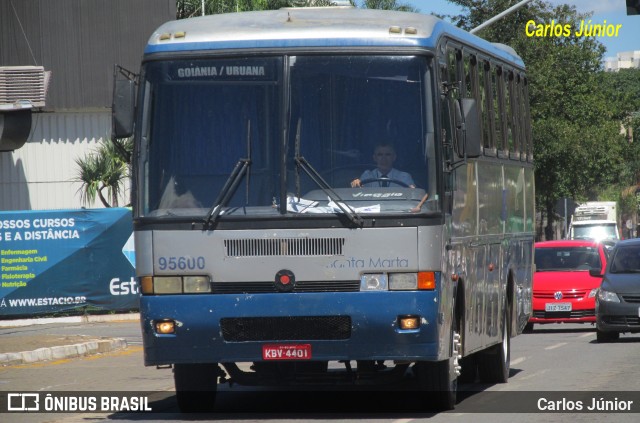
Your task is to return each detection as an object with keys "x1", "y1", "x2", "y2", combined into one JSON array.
[
  {"x1": 511, "y1": 356, "x2": 527, "y2": 366},
  {"x1": 579, "y1": 332, "x2": 594, "y2": 338},
  {"x1": 544, "y1": 342, "x2": 567, "y2": 350},
  {"x1": 516, "y1": 368, "x2": 549, "y2": 381}
]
